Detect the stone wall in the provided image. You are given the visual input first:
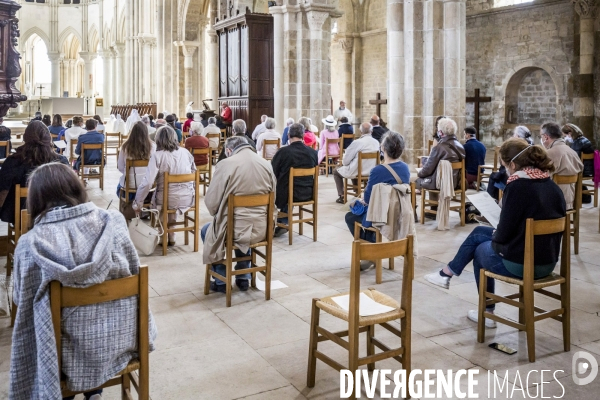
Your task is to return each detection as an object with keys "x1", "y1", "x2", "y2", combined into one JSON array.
[
  {"x1": 361, "y1": 32, "x2": 388, "y2": 122},
  {"x1": 517, "y1": 69, "x2": 557, "y2": 124},
  {"x1": 466, "y1": 0, "x2": 575, "y2": 146}
]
